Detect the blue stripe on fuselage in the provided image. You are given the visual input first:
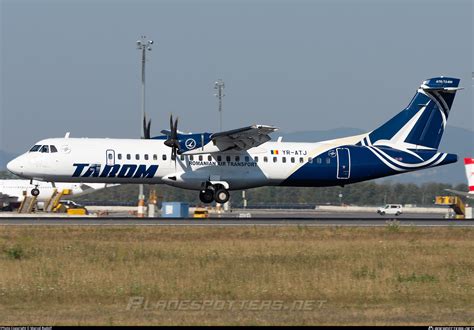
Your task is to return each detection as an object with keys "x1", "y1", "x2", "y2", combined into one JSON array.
[{"x1": 280, "y1": 146, "x2": 456, "y2": 187}]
